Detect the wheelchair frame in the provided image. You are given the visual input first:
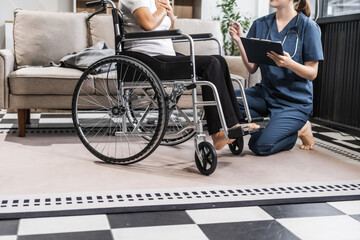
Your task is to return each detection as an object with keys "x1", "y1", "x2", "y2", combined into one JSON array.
[{"x1": 72, "y1": 0, "x2": 257, "y2": 175}]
